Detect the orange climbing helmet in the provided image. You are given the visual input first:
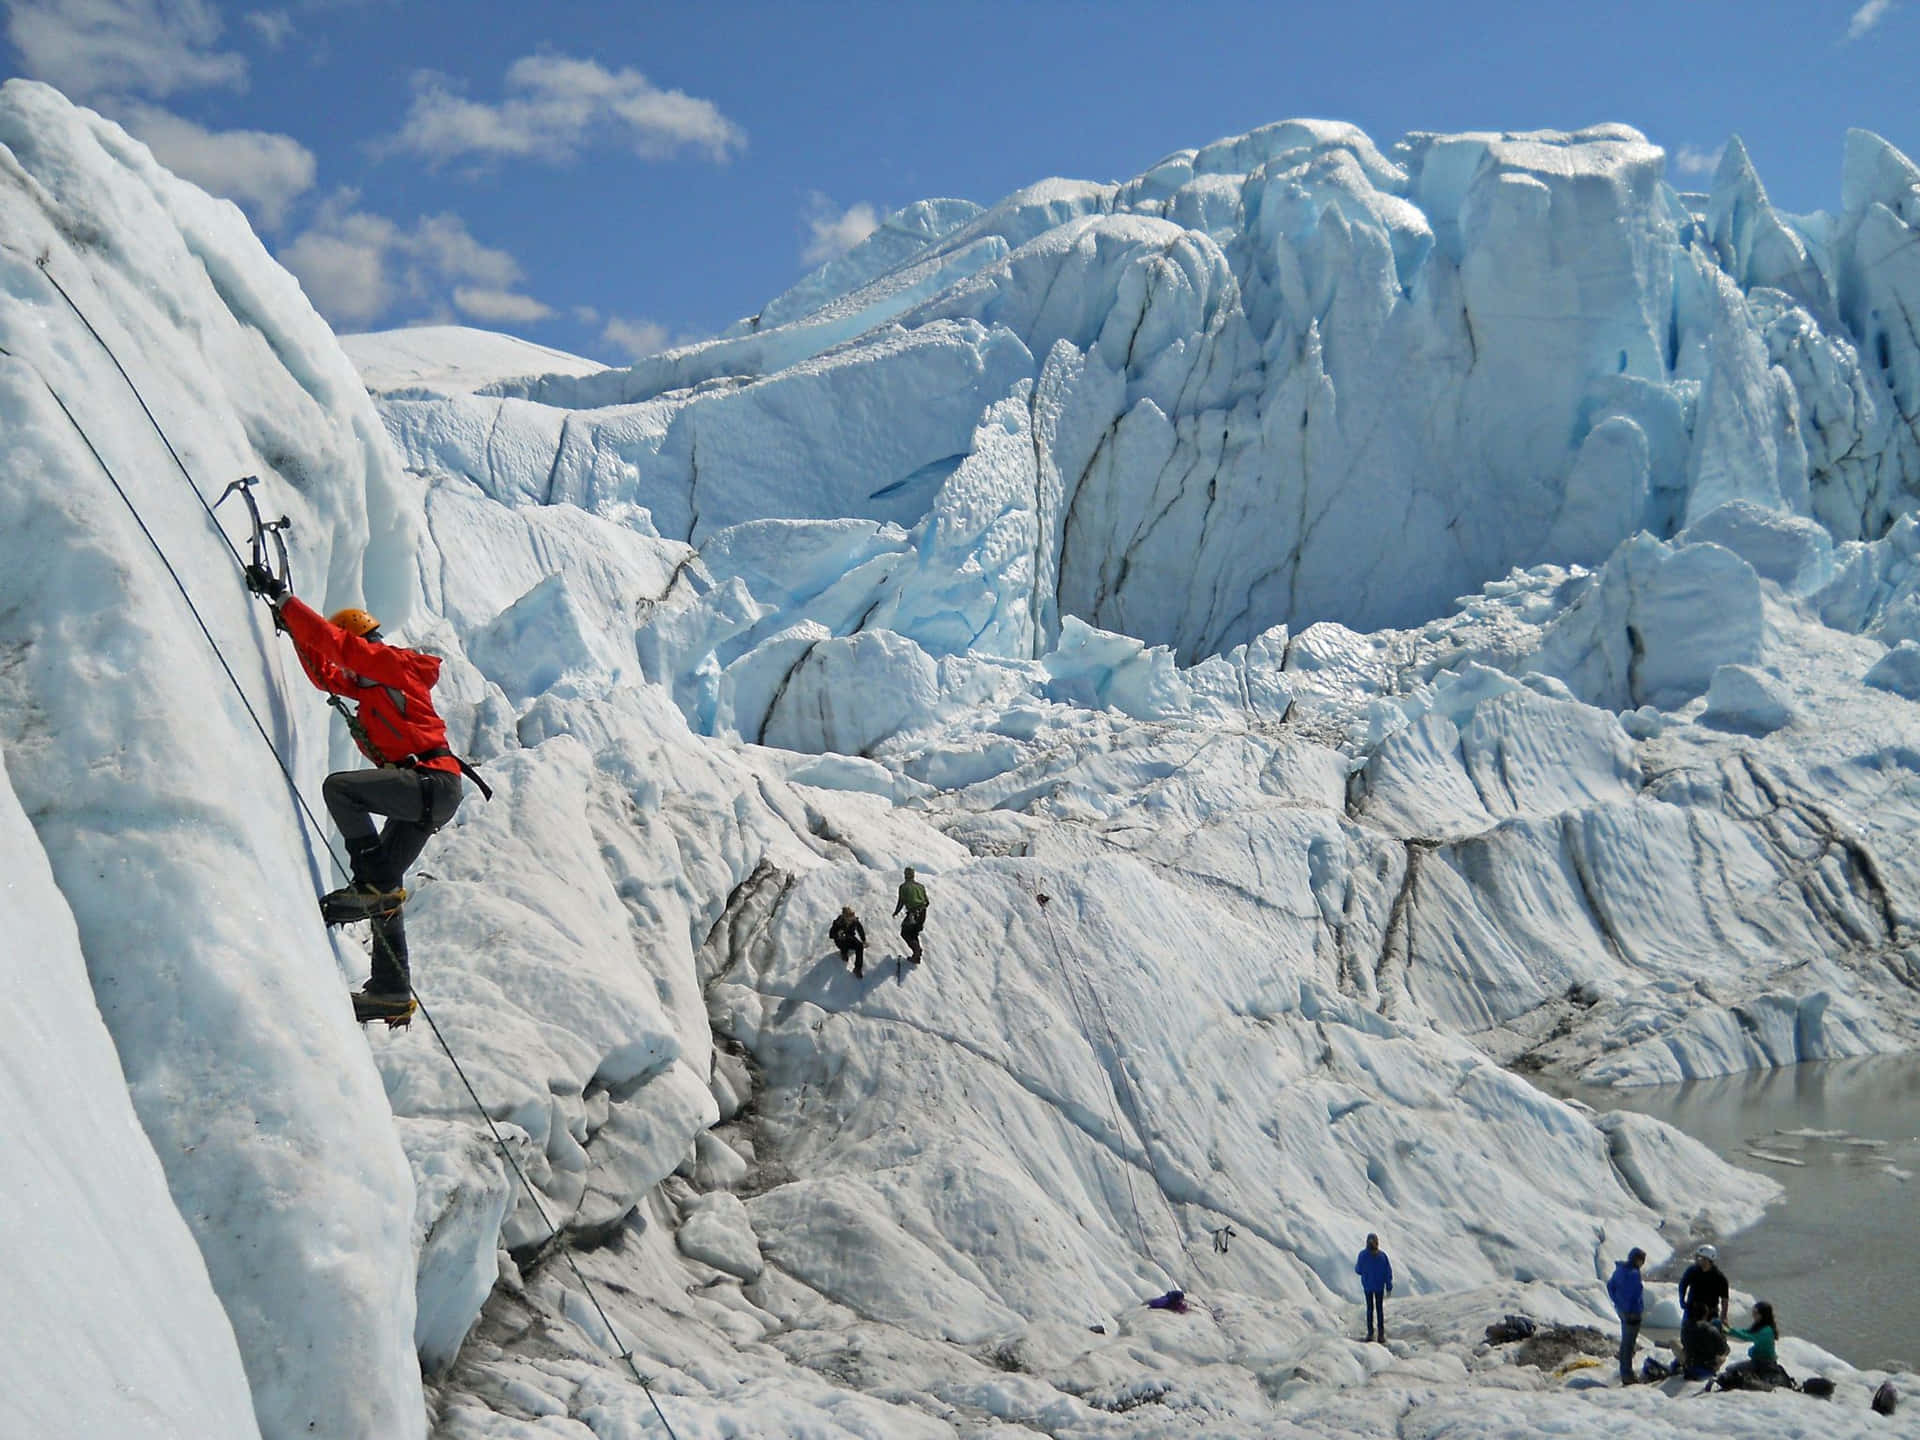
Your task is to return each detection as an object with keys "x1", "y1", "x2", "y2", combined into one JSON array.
[{"x1": 328, "y1": 607, "x2": 381, "y2": 639}]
